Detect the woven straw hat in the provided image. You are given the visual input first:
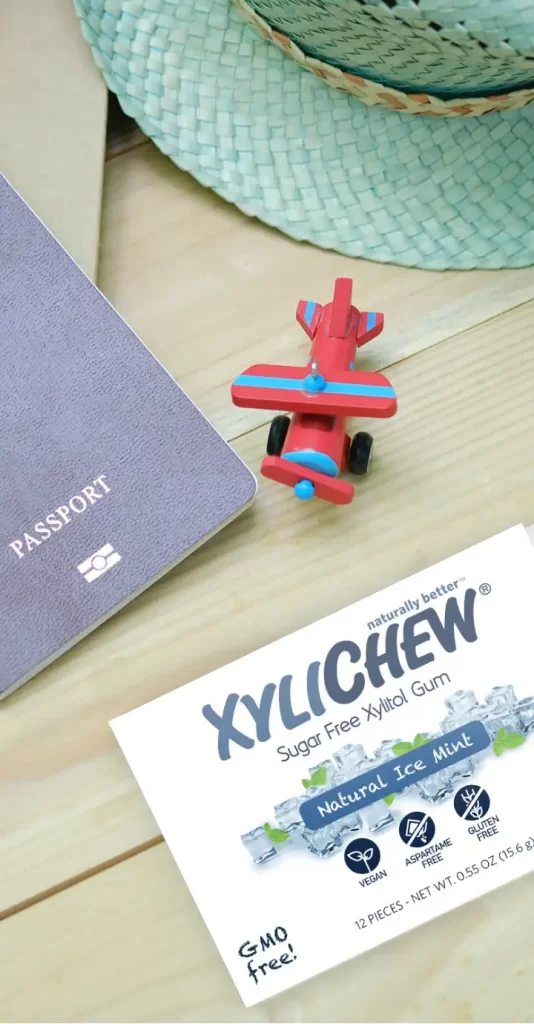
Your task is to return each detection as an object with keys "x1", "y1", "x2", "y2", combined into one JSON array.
[{"x1": 75, "y1": 0, "x2": 534, "y2": 269}]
